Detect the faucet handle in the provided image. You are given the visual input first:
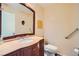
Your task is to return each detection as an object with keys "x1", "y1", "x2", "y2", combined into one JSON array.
[{"x1": 13, "y1": 33, "x2": 16, "y2": 35}]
